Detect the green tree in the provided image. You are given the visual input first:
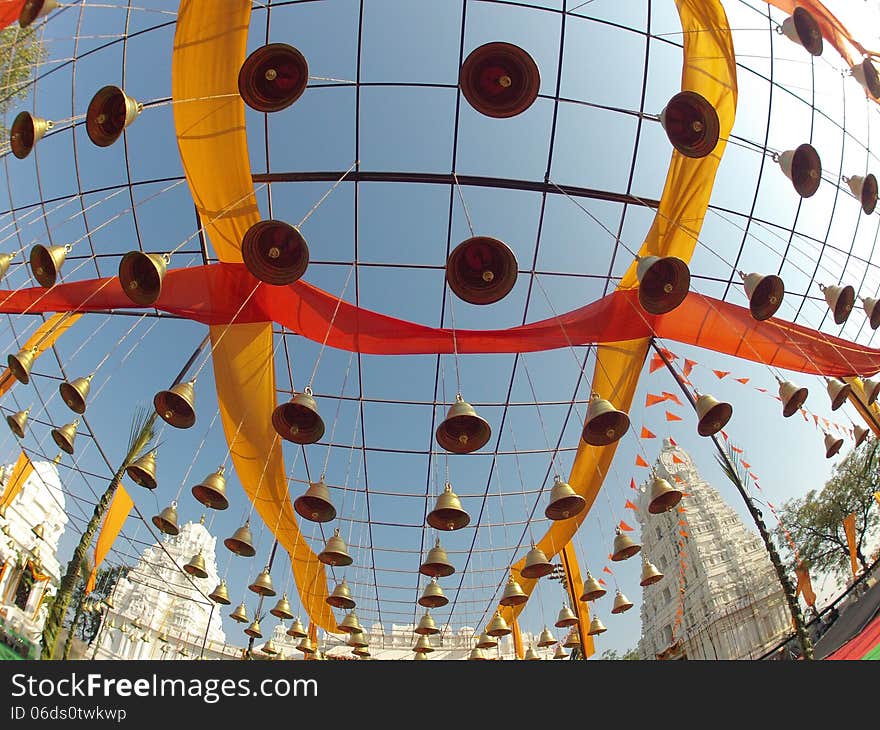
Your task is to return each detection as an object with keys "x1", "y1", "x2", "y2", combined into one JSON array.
[
  {"x1": 66, "y1": 564, "x2": 126, "y2": 643},
  {"x1": 0, "y1": 25, "x2": 47, "y2": 138},
  {"x1": 600, "y1": 647, "x2": 640, "y2": 660}
]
